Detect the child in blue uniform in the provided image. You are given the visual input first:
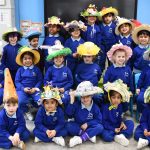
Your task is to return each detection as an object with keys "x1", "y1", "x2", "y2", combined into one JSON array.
[
  {"x1": 43, "y1": 16, "x2": 65, "y2": 71},
  {"x1": 134, "y1": 87, "x2": 150, "y2": 149},
  {"x1": 2, "y1": 27, "x2": 22, "y2": 81},
  {"x1": 64, "y1": 20, "x2": 86, "y2": 73},
  {"x1": 44, "y1": 42, "x2": 73, "y2": 106},
  {"x1": 33, "y1": 85, "x2": 67, "y2": 146},
  {"x1": 15, "y1": 47, "x2": 43, "y2": 120},
  {"x1": 102, "y1": 79, "x2": 134, "y2": 147},
  {"x1": 104, "y1": 44, "x2": 134, "y2": 111},
  {"x1": 0, "y1": 68, "x2": 30, "y2": 149},
  {"x1": 66, "y1": 81, "x2": 104, "y2": 147}
]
